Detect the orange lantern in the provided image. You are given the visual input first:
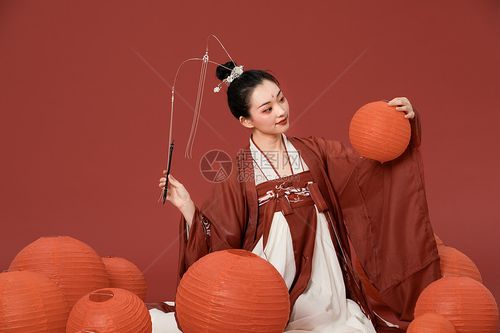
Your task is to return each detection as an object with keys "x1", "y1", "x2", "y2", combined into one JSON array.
[
  {"x1": 176, "y1": 249, "x2": 290, "y2": 333},
  {"x1": 102, "y1": 256, "x2": 147, "y2": 300},
  {"x1": 415, "y1": 277, "x2": 498, "y2": 333},
  {"x1": 0, "y1": 270, "x2": 69, "y2": 332},
  {"x1": 9, "y1": 236, "x2": 110, "y2": 309},
  {"x1": 438, "y1": 245, "x2": 482, "y2": 282},
  {"x1": 67, "y1": 288, "x2": 152, "y2": 333},
  {"x1": 408, "y1": 313, "x2": 456, "y2": 333},
  {"x1": 349, "y1": 100, "x2": 411, "y2": 162}
]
